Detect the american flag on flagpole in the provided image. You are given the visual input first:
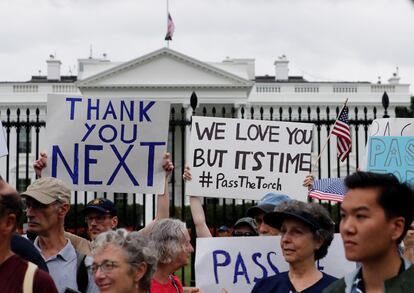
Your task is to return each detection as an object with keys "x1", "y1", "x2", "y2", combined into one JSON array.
[
  {"x1": 165, "y1": 13, "x2": 175, "y2": 41},
  {"x1": 308, "y1": 177, "x2": 347, "y2": 202},
  {"x1": 332, "y1": 106, "x2": 351, "y2": 162}
]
